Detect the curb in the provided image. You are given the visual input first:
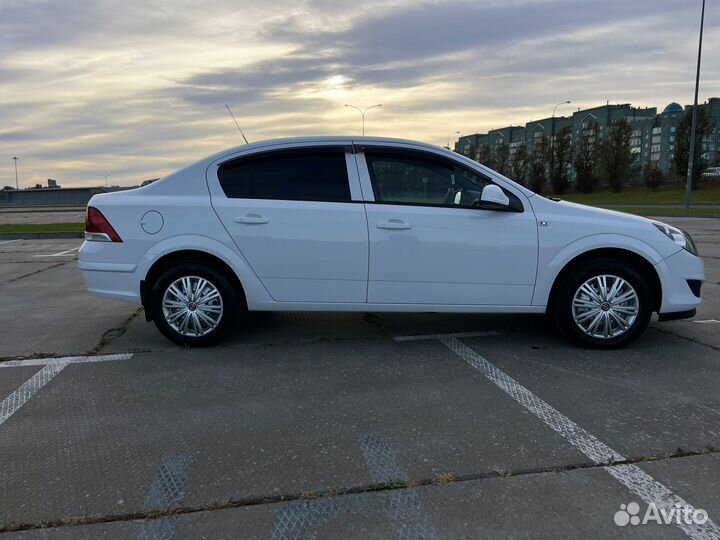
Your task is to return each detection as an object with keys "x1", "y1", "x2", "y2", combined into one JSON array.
[{"x1": 0, "y1": 232, "x2": 84, "y2": 240}]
